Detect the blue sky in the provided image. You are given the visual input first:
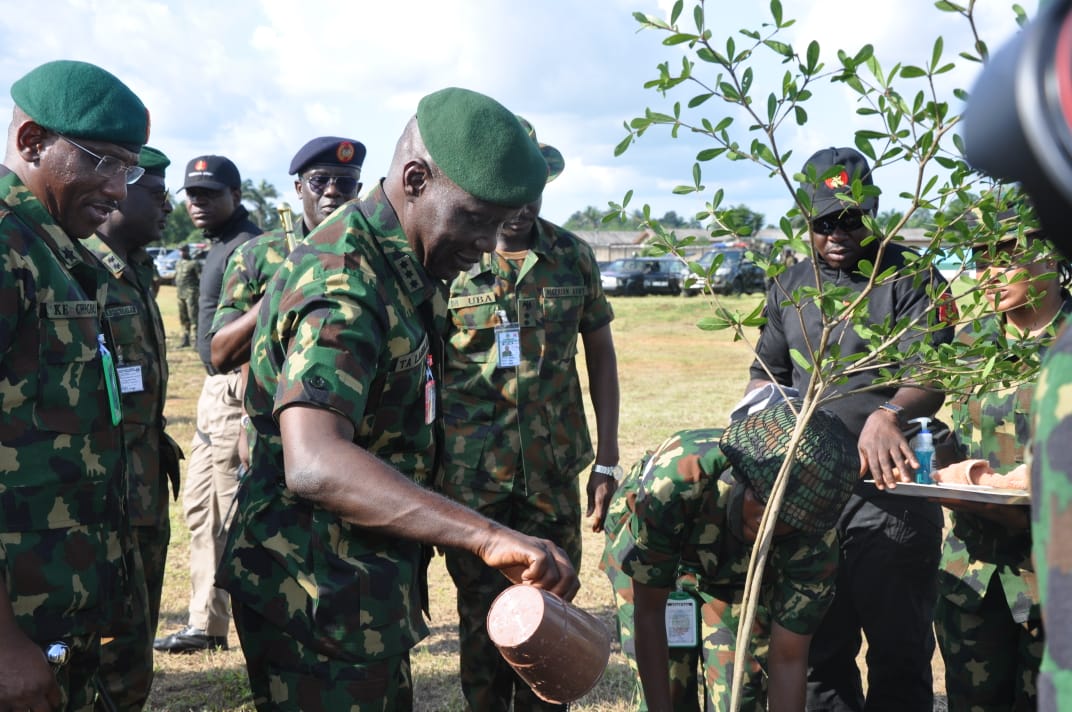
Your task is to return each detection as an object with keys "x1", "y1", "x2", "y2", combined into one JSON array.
[{"x1": 0, "y1": 0, "x2": 1030, "y2": 227}]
